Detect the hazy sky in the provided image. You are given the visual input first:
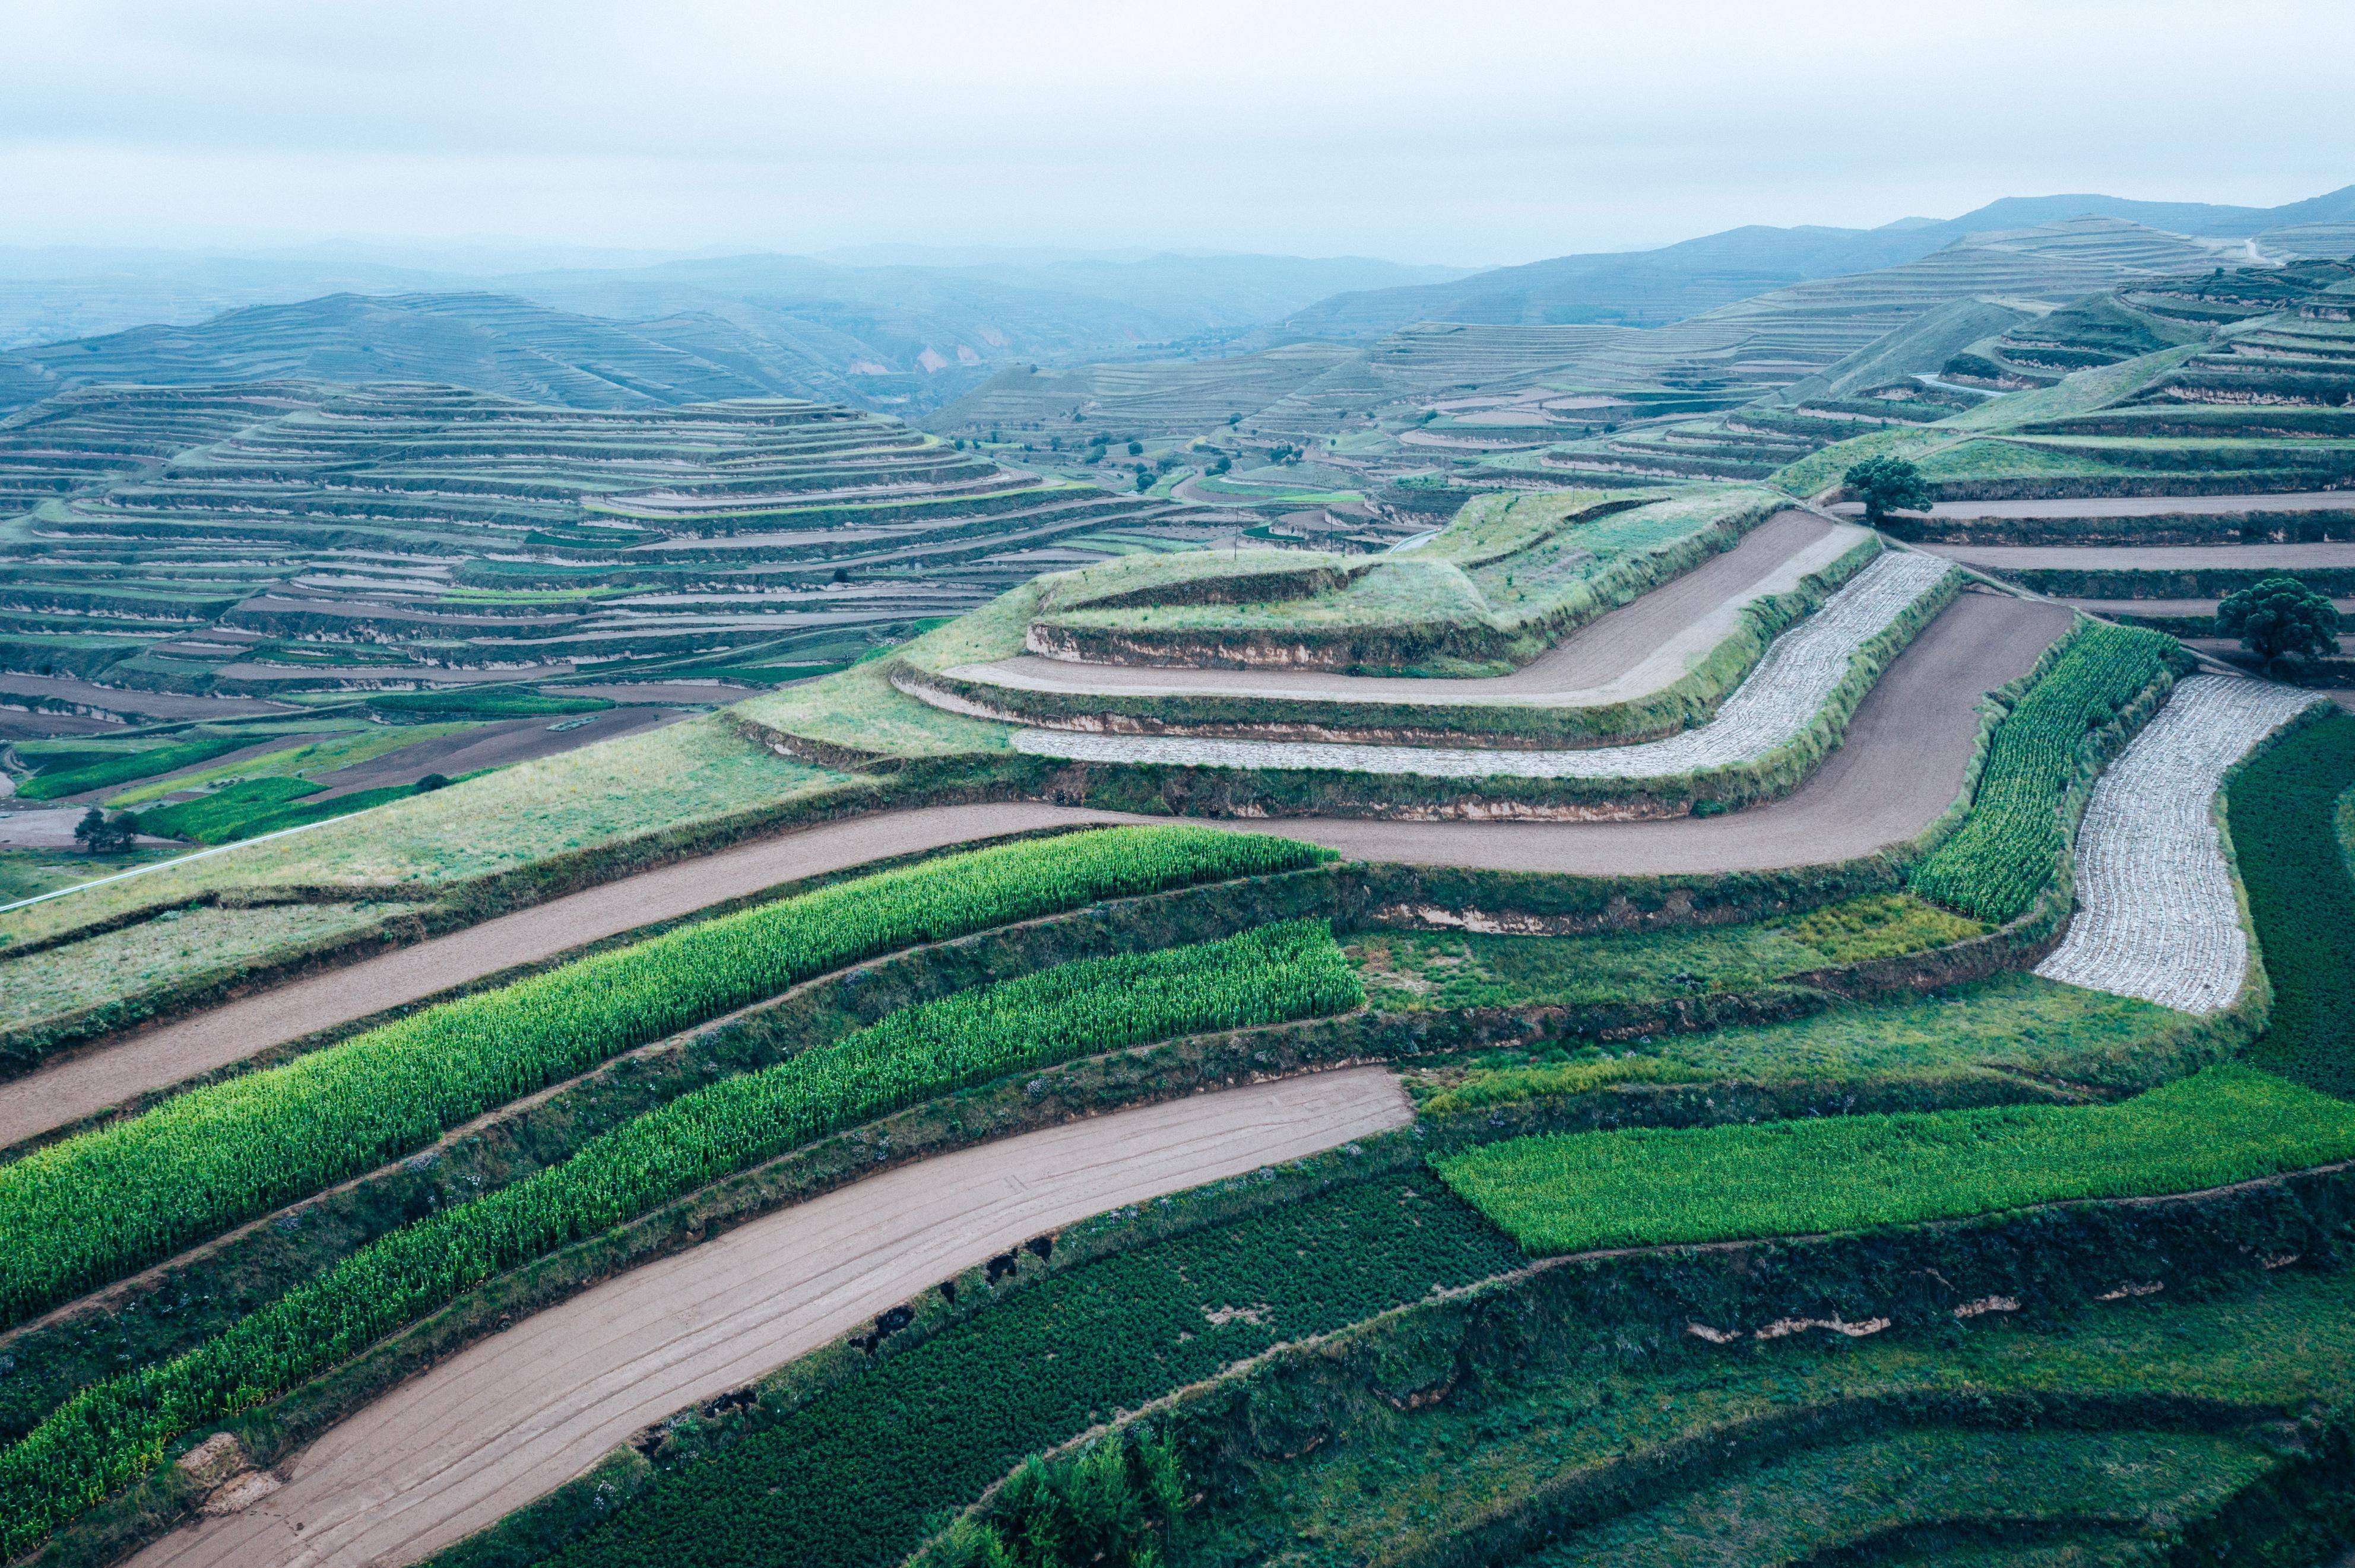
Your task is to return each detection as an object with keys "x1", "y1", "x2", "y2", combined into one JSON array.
[{"x1": 7, "y1": 0, "x2": 2350, "y2": 266}]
